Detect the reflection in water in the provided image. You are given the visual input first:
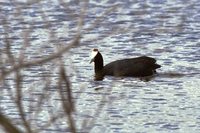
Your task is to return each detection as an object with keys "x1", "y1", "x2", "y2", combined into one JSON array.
[
  {"x1": 158, "y1": 72, "x2": 185, "y2": 78},
  {"x1": 158, "y1": 72, "x2": 200, "y2": 78},
  {"x1": 93, "y1": 72, "x2": 185, "y2": 82}
]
